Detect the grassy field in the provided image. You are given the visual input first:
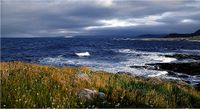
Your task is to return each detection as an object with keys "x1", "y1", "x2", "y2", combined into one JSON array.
[{"x1": 1, "y1": 62, "x2": 200, "y2": 108}]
